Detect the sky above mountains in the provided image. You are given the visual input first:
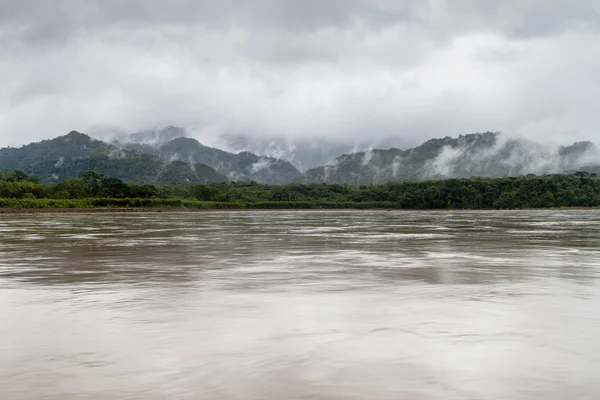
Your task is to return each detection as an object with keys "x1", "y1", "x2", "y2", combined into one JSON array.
[{"x1": 1, "y1": 0, "x2": 599, "y2": 147}]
